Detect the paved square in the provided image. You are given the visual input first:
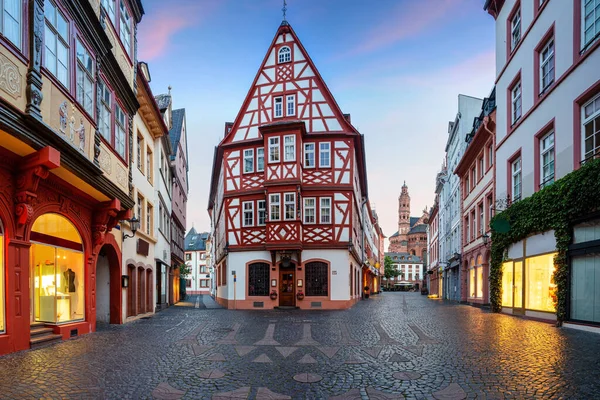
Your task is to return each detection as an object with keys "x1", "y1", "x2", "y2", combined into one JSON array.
[{"x1": 0, "y1": 293, "x2": 599, "y2": 399}]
